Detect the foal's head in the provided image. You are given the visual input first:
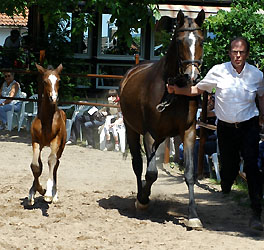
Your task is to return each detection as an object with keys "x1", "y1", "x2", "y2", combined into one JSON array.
[
  {"x1": 36, "y1": 64, "x2": 63, "y2": 104},
  {"x1": 175, "y1": 10, "x2": 205, "y2": 85}
]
